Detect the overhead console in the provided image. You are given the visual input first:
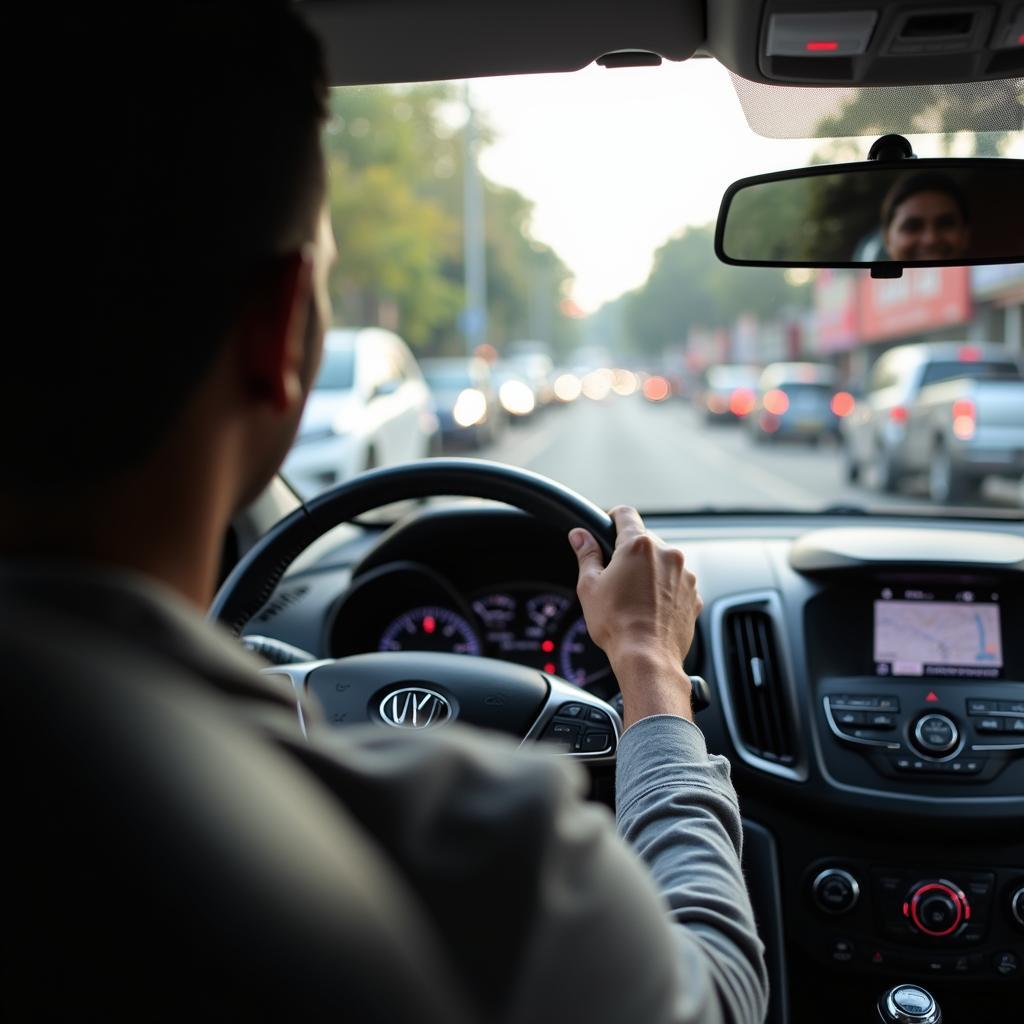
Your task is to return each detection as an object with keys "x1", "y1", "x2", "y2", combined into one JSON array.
[{"x1": 710, "y1": 0, "x2": 1024, "y2": 84}]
